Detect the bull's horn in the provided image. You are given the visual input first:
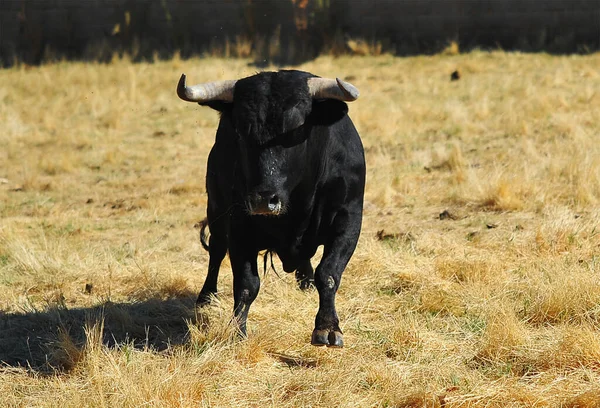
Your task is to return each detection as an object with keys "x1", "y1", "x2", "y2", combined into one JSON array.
[
  {"x1": 177, "y1": 74, "x2": 237, "y2": 103},
  {"x1": 307, "y1": 77, "x2": 359, "y2": 101}
]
